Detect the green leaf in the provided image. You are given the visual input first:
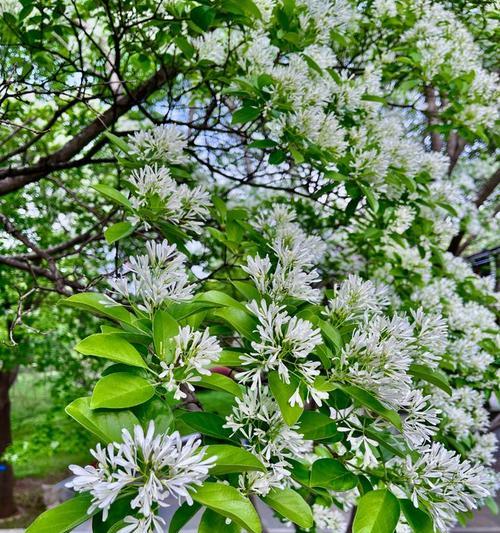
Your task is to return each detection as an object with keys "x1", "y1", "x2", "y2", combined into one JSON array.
[
  {"x1": 198, "y1": 508, "x2": 240, "y2": 532},
  {"x1": 75, "y1": 333, "x2": 147, "y2": 368},
  {"x1": 169, "y1": 502, "x2": 201, "y2": 533},
  {"x1": 409, "y1": 364, "x2": 452, "y2": 395},
  {"x1": 197, "y1": 290, "x2": 247, "y2": 312},
  {"x1": 232, "y1": 280, "x2": 261, "y2": 301},
  {"x1": 353, "y1": 489, "x2": 400, "y2": 533},
  {"x1": 92, "y1": 496, "x2": 134, "y2": 533},
  {"x1": 268, "y1": 371, "x2": 303, "y2": 426},
  {"x1": 92, "y1": 184, "x2": 132, "y2": 210},
  {"x1": 485, "y1": 496, "x2": 499, "y2": 515},
  {"x1": 248, "y1": 139, "x2": 277, "y2": 149},
  {"x1": 197, "y1": 373, "x2": 243, "y2": 398},
  {"x1": 297, "y1": 411, "x2": 340, "y2": 441},
  {"x1": 103, "y1": 131, "x2": 131, "y2": 153},
  {"x1": 213, "y1": 349, "x2": 244, "y2": 366},
  {"x1": 214, "y1": 307, "x2": 258, "y2": 341},
  {"x1": 181, "y1": 412, "x2": 236, "y2": 441},
  {"x1": 190, "y1": 5, "x2": 216, "y2": 30},
  {"x1": 153, "y1": 309, "x2": 179, "y2": 362},
  {"x1": 360, "y1": 184, "x2": 379, "y2": 212},
  {"x1": 288, "y1": 459, "x2": 311, "y2": 486},
  {"x1": 91, "y1": 372, "x2": 155, "y2": 409},
  {"x1": 66, "y1": 397, "x2": 139, "y2": 442},
  {"x1": 26, "y1": 494, "x2": 95, "y2": 533},
  {"x1": 361, "y1": 94, "x2": 386, "y2": 104},
  {"x1": 224, "y1": 0, "x2": 262, "y2": 19},
  {"x1": 64, "y1": 292, "x2": 134, "y2": 324},
  {"x1": 262, "y1": 487, "x2": 313, "y2": 529},
  {"x1": 192, "y1": 482, "x2": 261, "y2": 533},
  {"x1": 104, "y1": 221, "x2": 134, "y2": 244},
  {"x1": 400, "y1": 499, "x2": 434, "y2": 533},
  {"x1": 316, "y1": 318, "x2": 343, "y2": 351},
  {"x1": 268, "y1": 150, "x2": 287, "y2": 165},
  {"x1": 174, "y1": 36, "x2": 195, "y2": 59},
  {"x1": 339, "y1": 385, "x2": 402, "y2": 430},
  {"x1": 363, "y1": 427, "x2": 406, "y2": 458},
  {"x1": 204, "y1": 445, "x2": 266, "y2": 474},
  {"x1": 310, "y1": 458, "x2": 358, "y2": 491},
  {"x1": 133, "y1": 398, "x2": 174, "y2": 433},
  {"x1": 232, "y1": 106, "x2": 260, "y2": 124}
]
